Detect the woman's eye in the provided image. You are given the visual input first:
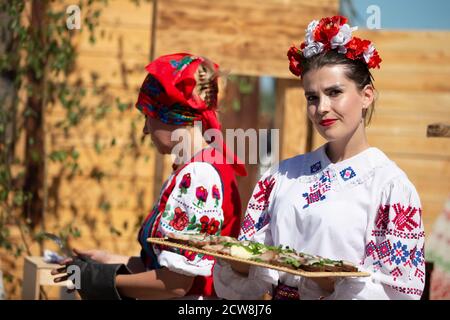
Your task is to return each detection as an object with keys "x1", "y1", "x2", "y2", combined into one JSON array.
[
  {"x1": 329, "y1": 90, "x2": 341, "y2": 97},
  {"x1": 306, "y1": 96, "x2": 317, "y2": 102}
]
